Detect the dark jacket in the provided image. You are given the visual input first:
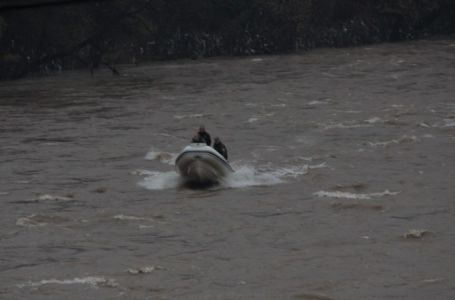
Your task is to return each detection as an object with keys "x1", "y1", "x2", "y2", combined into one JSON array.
[
  {"x1": 214, "y1": 141, "x2": 228, "y2": 160},
  {"x1": 192, "y1": 135, "x2": 203, "y2": 143},
  {"x1": 198, "y1": 131, "x2": 211, "y2": 146}
]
